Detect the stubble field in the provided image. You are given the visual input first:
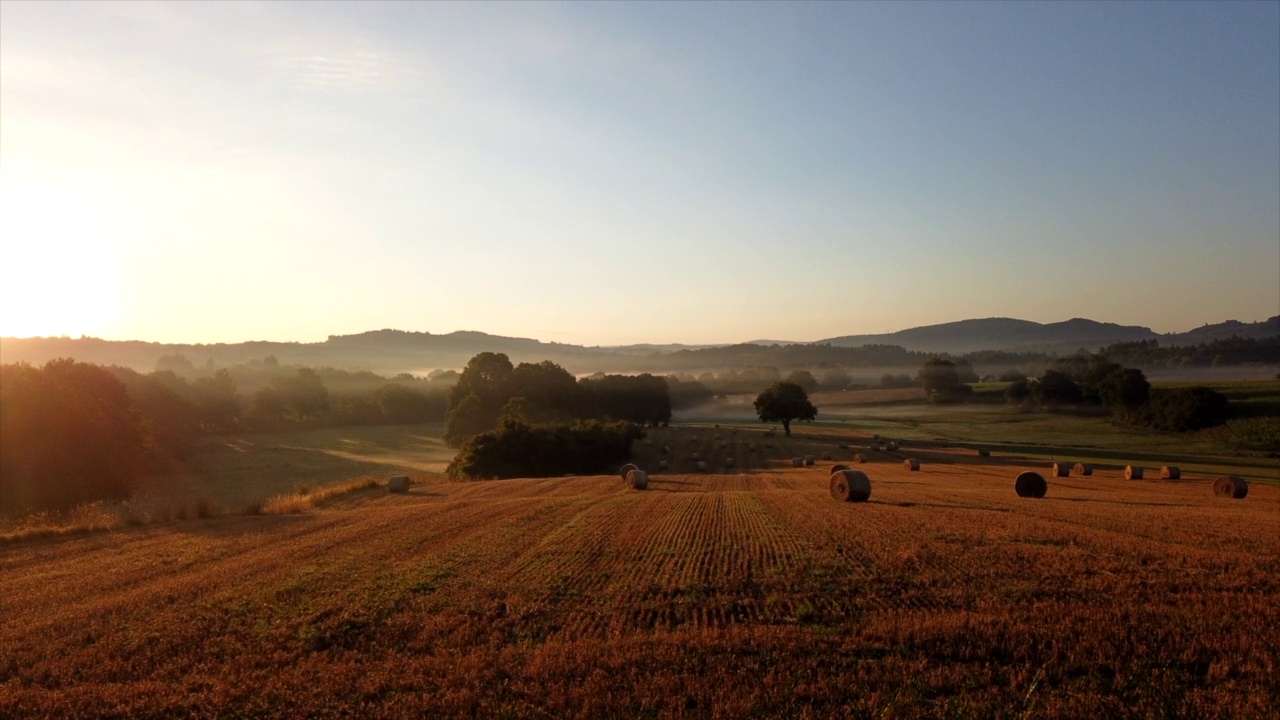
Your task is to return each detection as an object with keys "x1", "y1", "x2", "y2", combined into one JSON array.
[{"x1": 1, "y1": 428, "x2": 1277, "y2": 718}]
